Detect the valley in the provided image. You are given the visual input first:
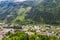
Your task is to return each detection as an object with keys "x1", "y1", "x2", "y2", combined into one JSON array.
[{"x1": 0, "y1": 0, "x2": 60, "y2": 40}]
